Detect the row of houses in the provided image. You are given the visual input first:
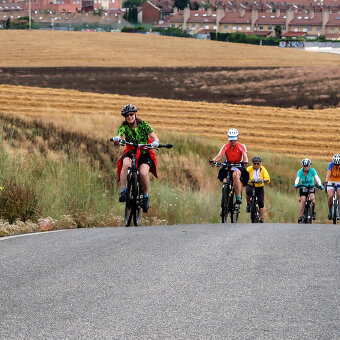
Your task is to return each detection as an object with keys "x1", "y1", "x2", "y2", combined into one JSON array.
[{"x1": 160, "y1": 5, "x2": 340, "y2": 39}]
